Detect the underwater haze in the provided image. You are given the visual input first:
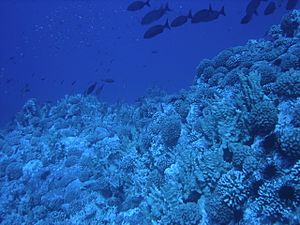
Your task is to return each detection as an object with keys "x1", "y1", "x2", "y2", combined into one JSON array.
[
  {"x1": 0, "y1": 0, "x2": 295, "y2": 126},
  {"x1": 0, "y1": 1, "x2": 300, "y2": 225}
]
